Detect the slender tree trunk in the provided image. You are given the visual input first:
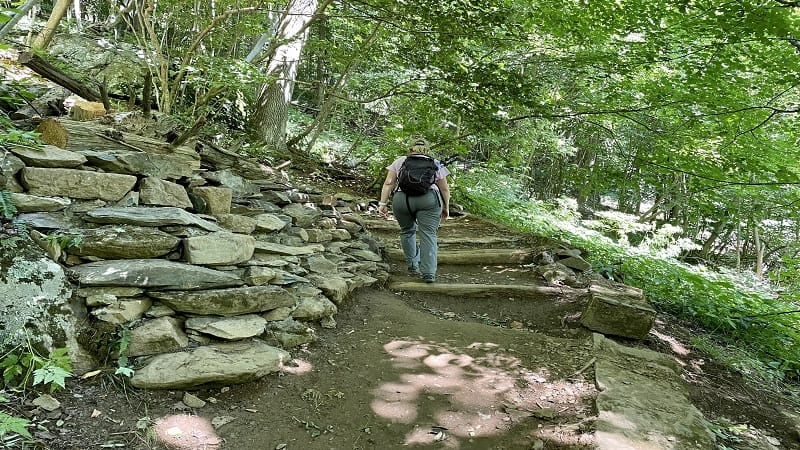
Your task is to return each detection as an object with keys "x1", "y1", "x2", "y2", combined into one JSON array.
[
  {"x1": 754, "y1": 223, "x2": 764, "y2": 278},
  {"x1": 72, "y1": 0, "x2": 83, "y2": 30},
  {"x1": 32, "y1": 0, "x2": 71, "y2": 50},
  {"x1": 249, "y1": 0, "x2": 330, "y2": 150}
]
